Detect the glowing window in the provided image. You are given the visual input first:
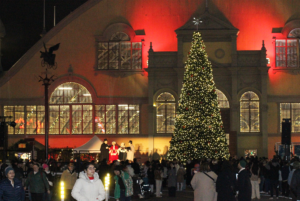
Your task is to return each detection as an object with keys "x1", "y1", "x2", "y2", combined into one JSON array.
[
  {"x1": 280, "y1": 103, "x2": 300, "y2": 133},
  {"x1": 97, "y1": 32, "x2": 142, "y2": 70},
  {"x1": 49, "y1": 82, "x2": 93, "y2": 135},
  {"x1": 4, "y1": 106, "x2": 25, "y2": 135},
  {"x1": 275, "y1": 39, "x2": 298, "y2": 67},
  {"x1": 216, "y1": 89, "x2": 230, "y2": 108},
  {"x1": 156, "y1": 92, "x2": 176, "y2": 133},
  {"x1": 240, "y1": 91, "x2": 260, "y2": 132}
]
